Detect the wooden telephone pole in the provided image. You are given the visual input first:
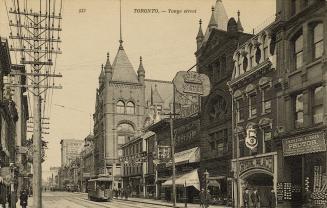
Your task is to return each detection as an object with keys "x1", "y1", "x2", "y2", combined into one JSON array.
[{"x1": 6, "y1": 1, "x2": 63, "y2": 207}]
